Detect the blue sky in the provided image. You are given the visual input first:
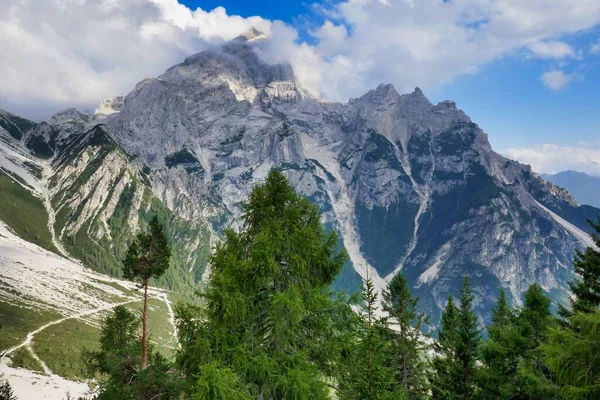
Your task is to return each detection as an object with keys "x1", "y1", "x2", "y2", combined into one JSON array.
[{"x1": 1, "y1": 0, "x2": 600, "y2": 173}]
